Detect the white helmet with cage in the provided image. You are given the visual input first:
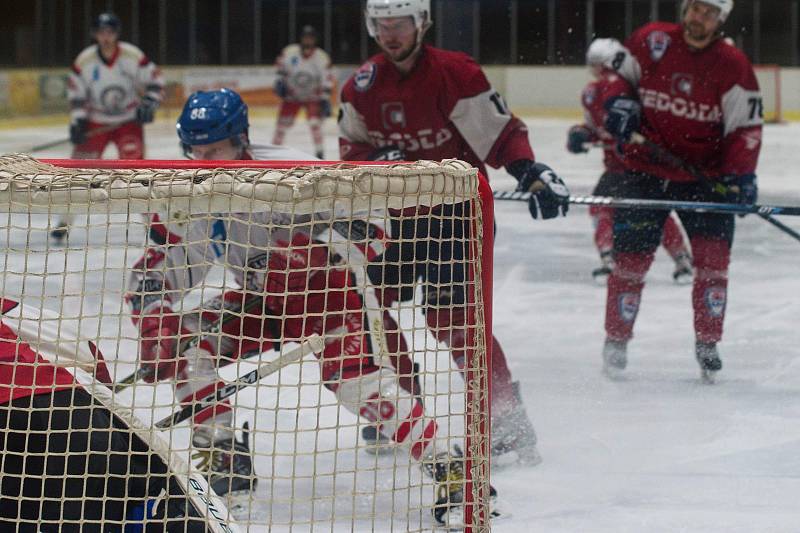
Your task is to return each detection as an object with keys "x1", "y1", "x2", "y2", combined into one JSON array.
[
  {"x1": 586, "y1": 38, "x2": 625, "y2": 67},
  {"x1": 681, "y1": 0, "x2": 734, "y2": 23},
  {"x1": 365, "y1": 0, "x2": 431, "y2": 38}
]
